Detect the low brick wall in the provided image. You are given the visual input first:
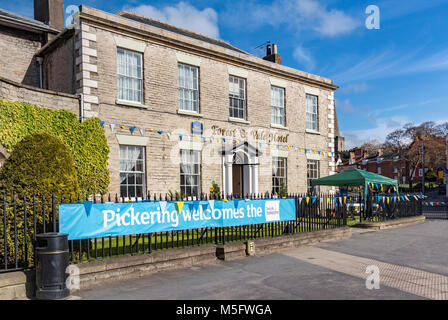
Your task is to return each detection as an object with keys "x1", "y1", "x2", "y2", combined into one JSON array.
[
  {"x1": 74, "y1": 245, "x2": 218, "y2": 292},
  {"x1": 0, "y1": 77, "x2": 80, "y2": 116},
  {"x1": 0, "y1": 270, "x2": 35, "y2": 300},
  {"x1": 353, "y1": 216, "x2": 426, "y2": 230}
]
